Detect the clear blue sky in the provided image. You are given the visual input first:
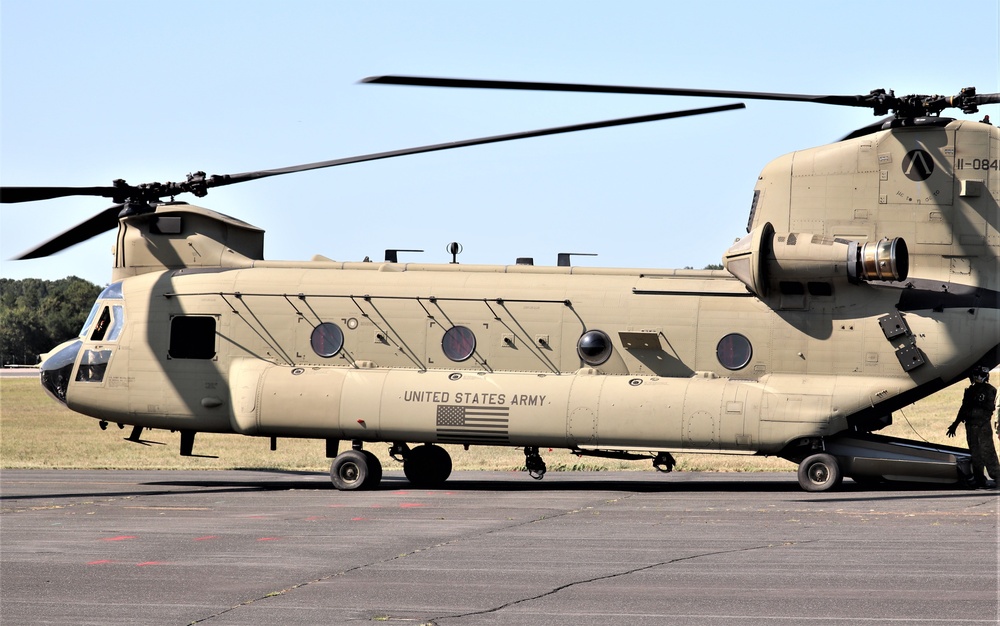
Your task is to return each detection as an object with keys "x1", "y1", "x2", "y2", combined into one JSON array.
[{"x1": 2, "y1": 0, "x2": 998, "y2": 286}]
